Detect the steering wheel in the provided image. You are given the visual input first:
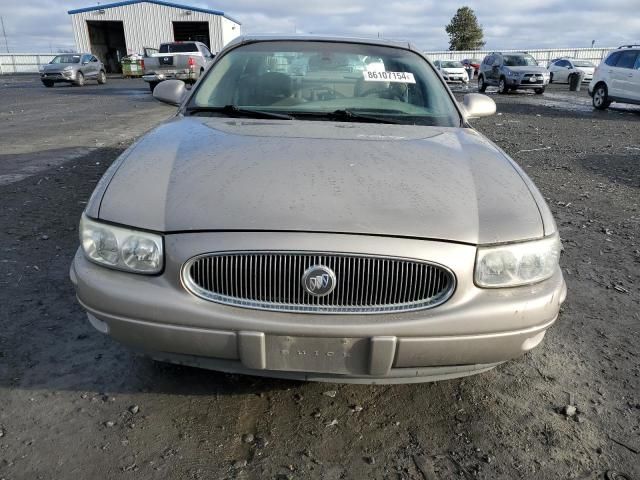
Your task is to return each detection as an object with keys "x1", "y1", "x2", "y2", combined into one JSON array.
[{"x1": 306, "y1": 86, "x2": 346, "y2": 101}]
